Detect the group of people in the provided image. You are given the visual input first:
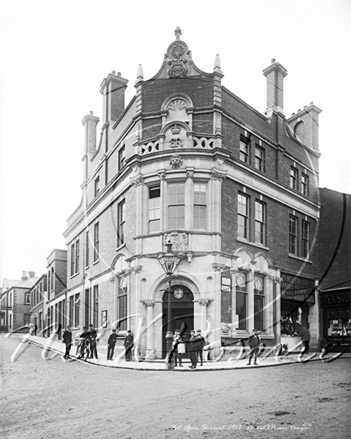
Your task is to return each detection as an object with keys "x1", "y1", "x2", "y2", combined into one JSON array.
[
  {"x1": 107, "y1": 329, "x2": 134, "y2": 361},
  {"x1": 62, "y1": 325, "x2": 134, "y2": 362},
  {"x1": 172, "y1": 329, "x2": 206, "y2": 369}
]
